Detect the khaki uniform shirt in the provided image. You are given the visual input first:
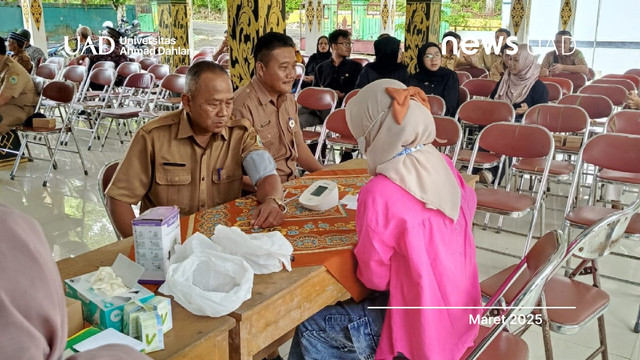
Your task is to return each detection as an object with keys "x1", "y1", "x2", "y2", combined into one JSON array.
[
  {"x1": 10, "y1": 50, "x2": 33, "y2": 74},
  {"x1": 105, "y1": 109, "x2": 264, "y2": 215},
  {"x1": 441, "y1": 54, "x2": 471, "y2": 70},
  {"x1": 233, "y1": 77, "x2": 304, "y2": 183},
  {"x1": 477, "y1": 52, "x2": 502, "y2": 71},
  {"x1": 488, "y1": 58, "x2": 506, "y2": 81},
  {"x1": 0, "y1": 56, "x2": 38, "y2": 131},
  {"x1": 541, "y1": 49, "x2": 587, "y2": 70}
]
